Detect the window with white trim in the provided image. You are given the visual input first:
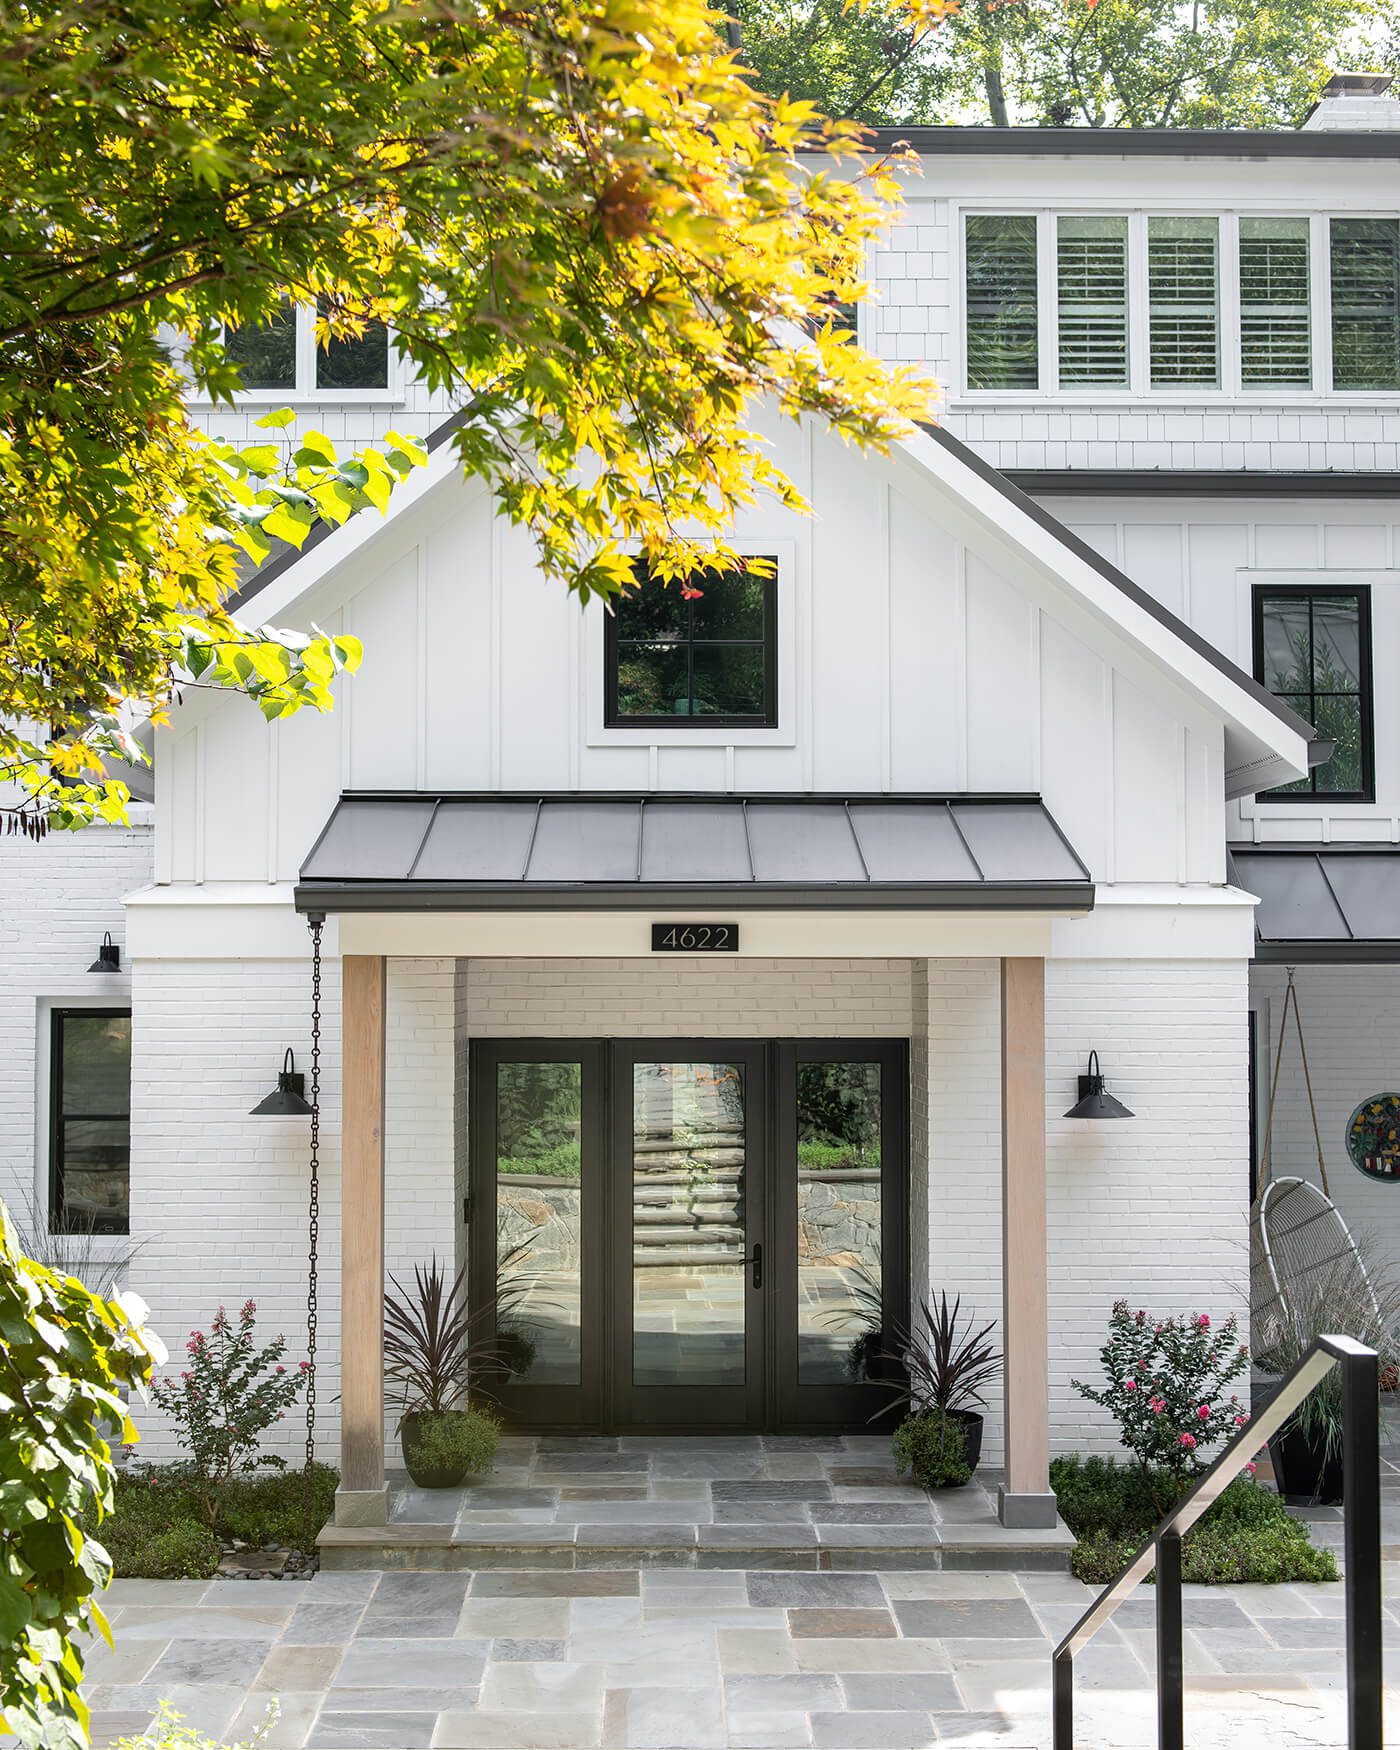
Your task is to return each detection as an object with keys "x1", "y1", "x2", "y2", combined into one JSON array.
[
  {"x1": 1239, "y1": 217, "x2": 1311, "y2": 387},
  {"x1": 1057, "y1": 216, "x2": 1128, "y2": 386},
  {"x1": 1330, "y1": 217, "x2": 1400, "y2": 391},
  {"x1": 964, "y1": 214, "x2": 1038, "y2": 389},
  {"x1": 226, "y1": 298, "x2": 392, "y2": 396},
  {"x1": 1148, "y1": 216, "x2": 1219, "y2": 387},
  {"x1": 962, "y1": 209, "x2": 1400, "y2": 395}
]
